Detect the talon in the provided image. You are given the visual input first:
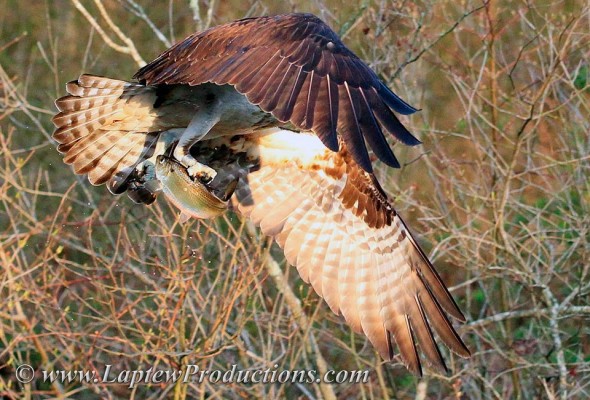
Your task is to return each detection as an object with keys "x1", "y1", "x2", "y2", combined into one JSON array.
[
  {"x1": 144, "y1": 162, "x2": 157, "y2": 181},
  {"x1": 134, "y1": 160, "x2": 157, "y2": 182},
  {"x1": 186, "y1": 162, "x2": 217, "y2": 182},
  {"x1": 220, "y1": 177, "x2": 239, "y2": 201},
  {"x1": 171, "y1": 145, "x2": 217, "y2": 182}
]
